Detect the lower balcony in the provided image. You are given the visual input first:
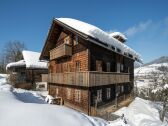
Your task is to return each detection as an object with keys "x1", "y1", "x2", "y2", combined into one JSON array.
[{"x1": 47, "y1": 71, "x2": 130, "y2": 87}]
